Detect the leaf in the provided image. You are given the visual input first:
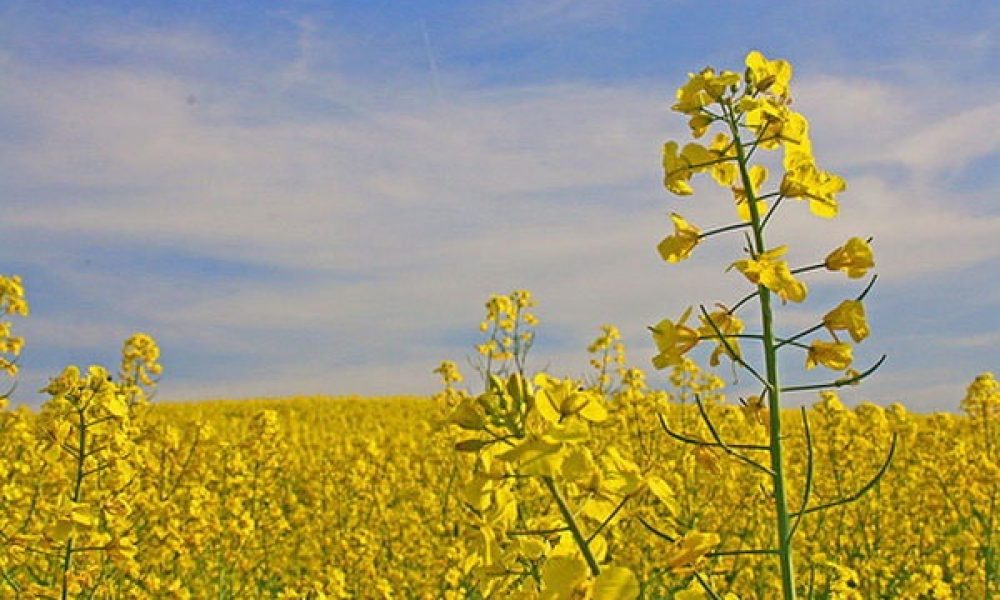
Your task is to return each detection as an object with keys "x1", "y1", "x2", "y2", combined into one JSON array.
[{"x1": 455, "y1": 438, "x2": 491, "y2": 453}]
